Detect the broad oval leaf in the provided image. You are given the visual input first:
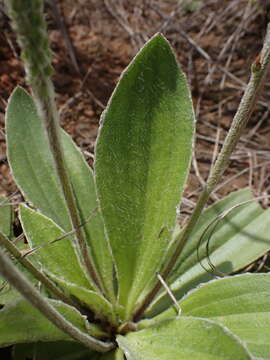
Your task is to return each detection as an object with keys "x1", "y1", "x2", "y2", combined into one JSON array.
[
  {"x1": 6, "y1": 87, "x2": 114, "y2": 299},
  {"x1": 147, "y1": 189, "x2": 270, "y2": 316},
  {"x1": 95, "y1": 33, "x2": 195, "y2": 315},
  {"x1": 155, "y1": 274, "x2": 270, "y2": 359},
  {"x1": 118, "y1": 317, "x2": 252, "y2": 360}
]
